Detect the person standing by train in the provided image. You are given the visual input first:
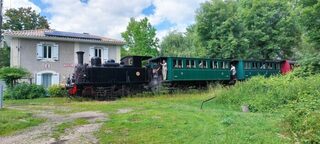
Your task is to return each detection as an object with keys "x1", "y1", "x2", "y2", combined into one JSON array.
[
  {"x1": 230, "y1": 64, "x2": 236, "y2": 80},
  {"x1": 160, "y1": 60, "x2": 167, "y2": 80}
]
